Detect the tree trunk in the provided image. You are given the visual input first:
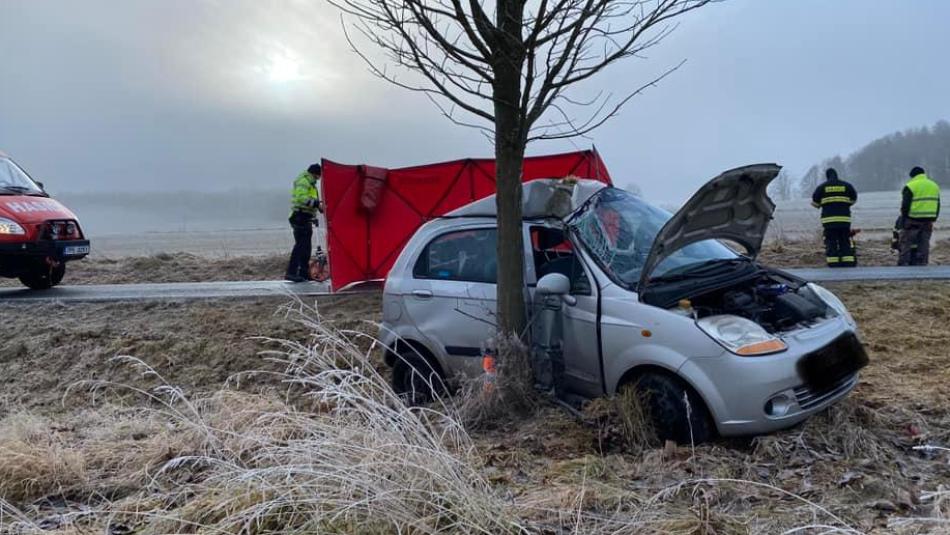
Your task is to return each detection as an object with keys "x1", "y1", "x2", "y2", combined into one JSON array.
[
  {"x1": 493, "y1": 0, "x2": 527, "y2": 338},
  {"x1": 494, "y1": 121, "x2": 527, "y2": 337}
]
